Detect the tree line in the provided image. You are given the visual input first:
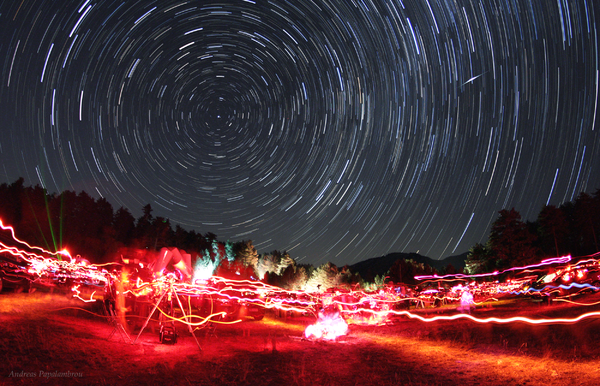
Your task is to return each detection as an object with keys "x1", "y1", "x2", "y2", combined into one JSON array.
[
  {"x1": 465, "y1": 189, "x2": 600, "y2": 274},
  {"x1": 0, "y1": 178, "x2": 363, "y2": 290},
  {"x1": 2, "y1": 177, "x2": 597, "y2": 288}
]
